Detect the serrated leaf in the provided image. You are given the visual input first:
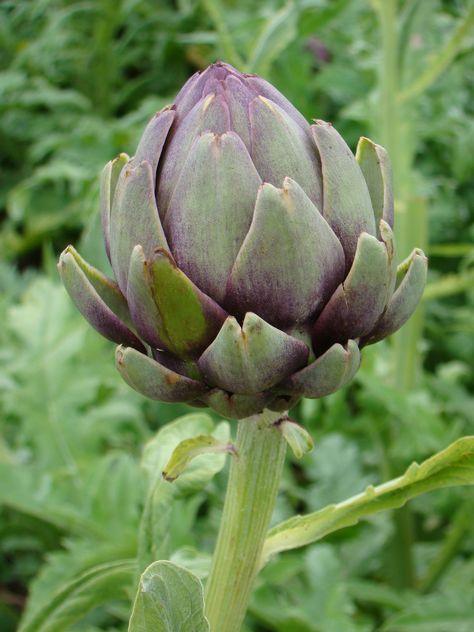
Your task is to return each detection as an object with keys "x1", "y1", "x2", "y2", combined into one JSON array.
[
  {"x1": 383, "y1": 592, "x2": 474, "y2": 632},
  {"x1": 162, "y1": 435, "x2": 235, "y2": 482},
  {"x1": 383, "y1": 609, "x2": 474, "y2": 632},
  {"x1": 261, "y1": 436, "x2": 474, "y2": 566},
  {"x1": 18, "y1": 537, "x2": 138, "y2": 632},
  {"x1": 252, "y1": 546, "x2": 368, "y2": 632},
  {"x1": 383, "y1": 557, "x2": 474, "y2": 631},
  {"x1": 128, "y1": 561, "x2": 209, "y2": 632},
  {"x1": 304, "y1": 545, "x2": 362, "y2": 632},
  {"x1": 0, "y1": 462, "x2": 98, "y2": 536},
  {"x1": 18, "y1": 560, "x2": 136, "y2": 632}
]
